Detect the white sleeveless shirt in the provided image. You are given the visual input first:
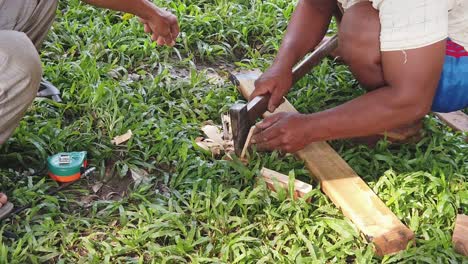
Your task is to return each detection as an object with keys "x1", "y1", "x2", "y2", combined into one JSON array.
[{"x1": 337, "y1": 0, "x2": 468, "y2": 51}]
